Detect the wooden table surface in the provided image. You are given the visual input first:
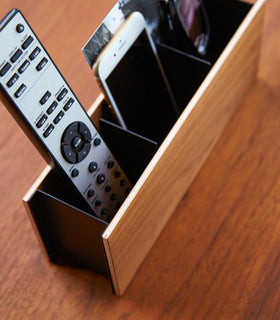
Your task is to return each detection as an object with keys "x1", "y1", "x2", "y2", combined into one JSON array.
[{"x1": 0, "y1": 0, "x2": 279, "y2": 319}]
